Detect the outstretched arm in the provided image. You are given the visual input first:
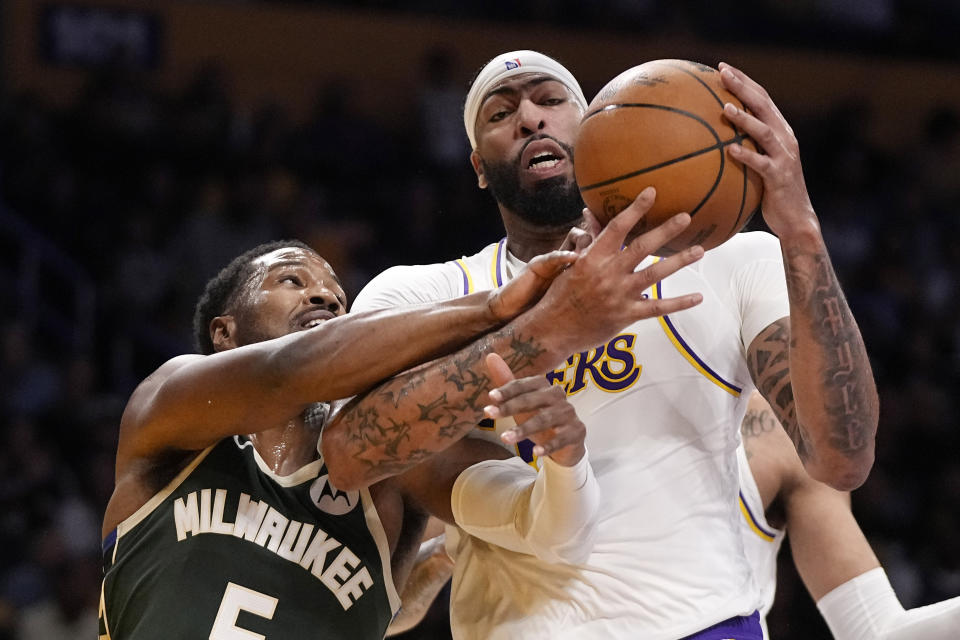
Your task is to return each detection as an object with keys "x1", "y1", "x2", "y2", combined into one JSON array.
[
  {"x1": 119, "y1": 251, "x2": 575, "y2": 460},
  {"x1": 722, "y1": 61, "x2": 878, "y2": 490},
  {"x1": 323, "y1": 189, "x2": 704, "y2": 489},
  {"x1": 744, "y1": 394, "x2": 960, "y2": 640},
  {"x1": 785, "y1": 431, "x2": 960, "y2": 640}
]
